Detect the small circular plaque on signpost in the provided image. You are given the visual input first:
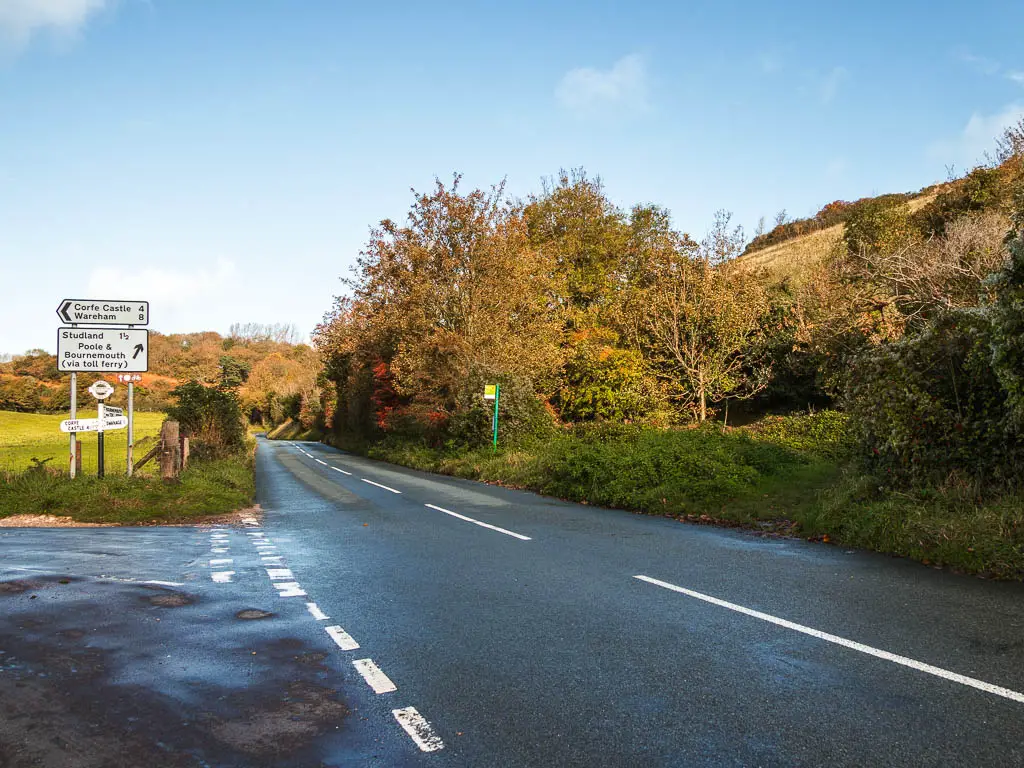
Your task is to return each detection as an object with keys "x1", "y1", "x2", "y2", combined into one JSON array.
[{"x1": 88, "y1": 380, "x2": 114, "y2": 400}]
